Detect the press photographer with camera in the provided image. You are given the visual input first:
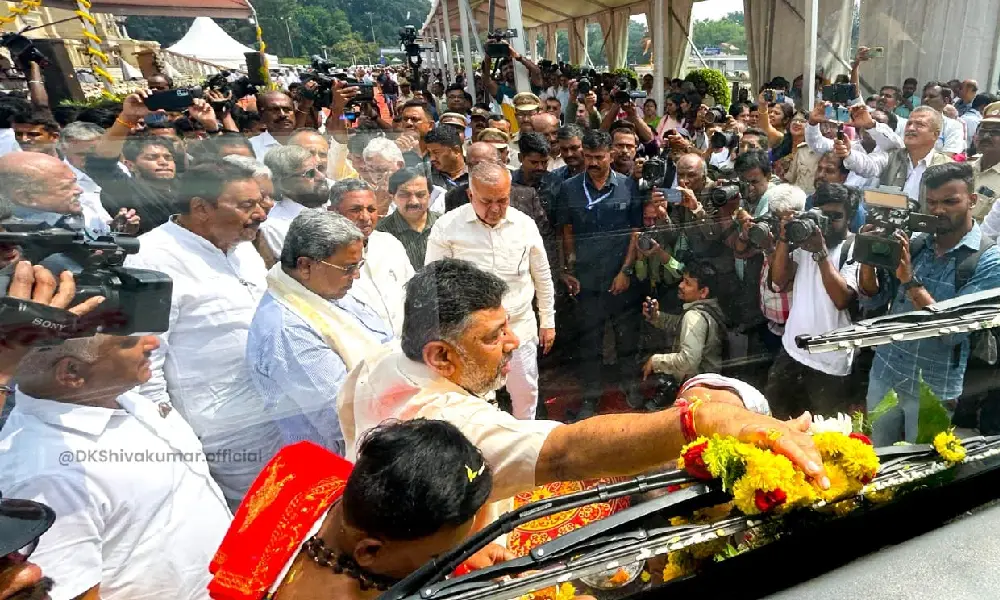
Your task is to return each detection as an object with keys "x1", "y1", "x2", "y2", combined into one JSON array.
[
  {"x1": 858, "y1": 163, "x2": 1000, "y2": 444},
  {"x1": 564, "y1": 78, "x2": 602, "y2": 130},
  {"x1": 480, "y1": 40, "x2": 544, "y2": 104},
  {"x1": 765, "y1": 182, "x2": 861, "y2": 419}
]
